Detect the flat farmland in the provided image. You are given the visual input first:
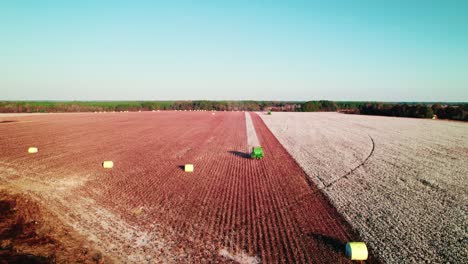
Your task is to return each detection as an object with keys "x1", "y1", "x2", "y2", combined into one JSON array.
[
  {"x1": 0, "y1": 112, "x2": 373, "y2": 263},
  {"x1": 260, "y1": 112, "x2": 468, "y2": 263}
]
